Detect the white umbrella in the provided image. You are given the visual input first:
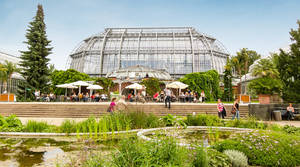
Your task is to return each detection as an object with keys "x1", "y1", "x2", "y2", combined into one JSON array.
[
  {"x1": 125, "y1": 83, "x2": 146, "y2": 96},
  {"x1": 87, "y1": 85, "x2": 103, "y2": 97},
  {"x1": 166, "y1": 81, "x2": 189, "y2": 97},
  {"x1": 166, "y1": 81, "x2": 188, "y2": 89},
  {"x1": 87, "y1": 85, "x2": 103, "y2": 90},
  {"x1": 56, "y1": 83, "x2": 78, "y2": 96},
  {"x1": 125, "y1": 83, "x2": 145, "y2": 90},
  {"x1": 70, "y1": 81, "x2": 91, "y2": 94}
]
